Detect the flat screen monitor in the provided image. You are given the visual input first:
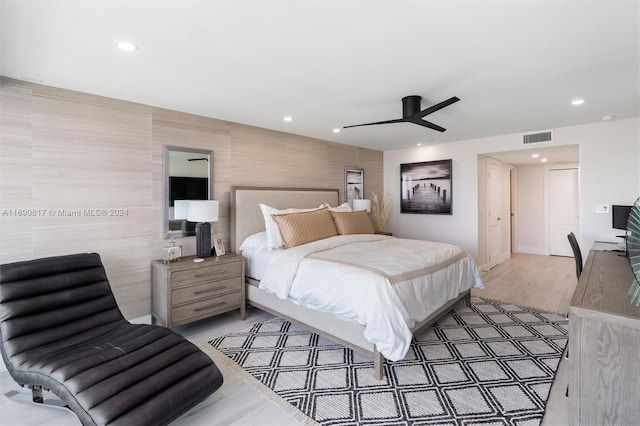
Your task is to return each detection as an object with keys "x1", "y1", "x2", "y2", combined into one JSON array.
[{"x1": 612, "y1": 204, "x2": 632, "y2": 230}]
